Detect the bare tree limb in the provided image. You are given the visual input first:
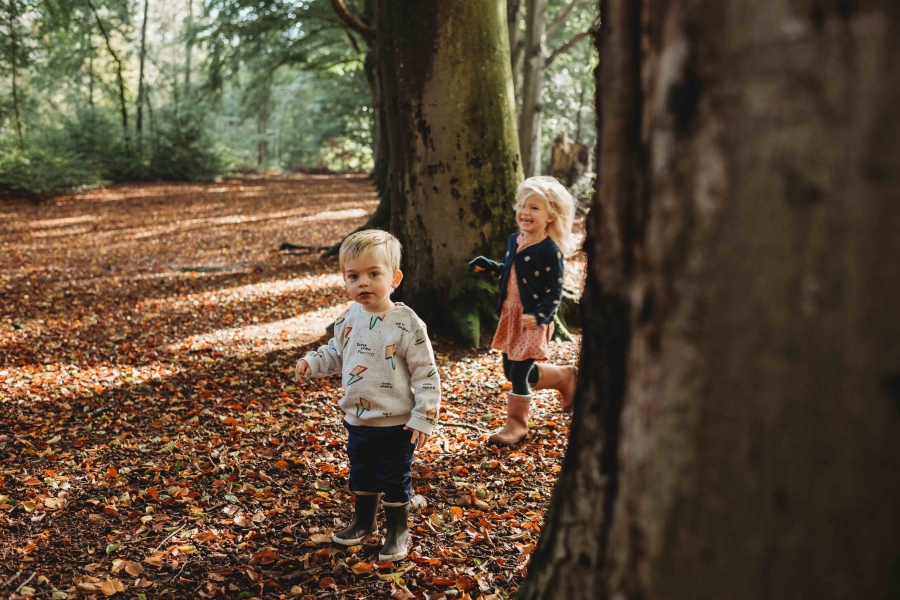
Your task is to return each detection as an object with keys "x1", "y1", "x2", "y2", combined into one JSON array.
[
  {"x1": 546, "y1": 31, "x2": 591, "y2": 66},
  {"x1": 328, "y1": 0, "x2": 375, "y2": 40},
  {"x1": 546, "y1": 0, "x2": 586, "y2": 39},
  {"x1": 86, "y1": 0, "x2": 130, "y2": 153},
  {"x1": 344, "y1": 27, "x2": 362, "y2": 55}
]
